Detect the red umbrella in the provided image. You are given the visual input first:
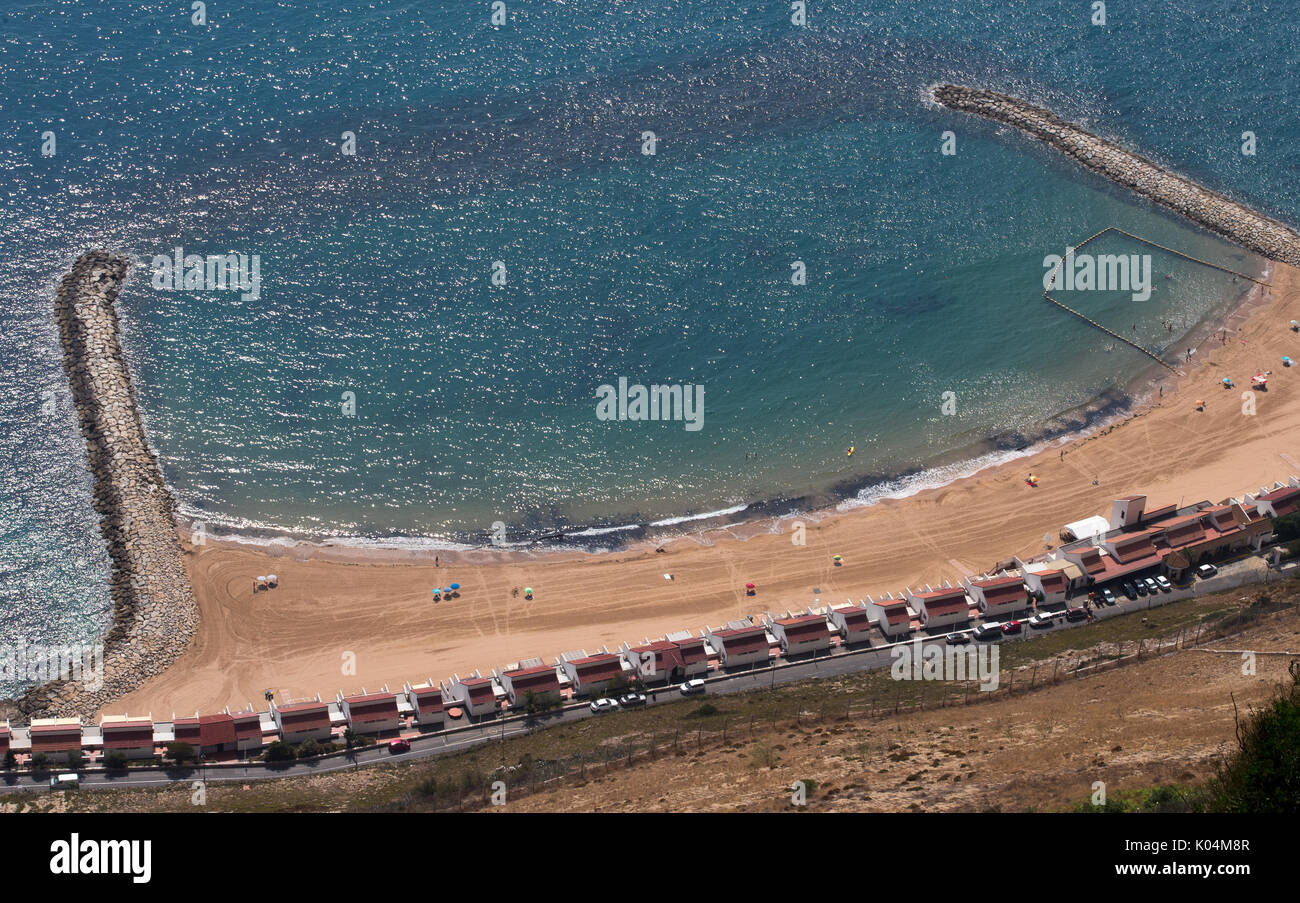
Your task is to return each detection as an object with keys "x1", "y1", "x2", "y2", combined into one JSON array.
[{"x1": 745, "y1": 582, "x2": 756, "y2": 589}]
